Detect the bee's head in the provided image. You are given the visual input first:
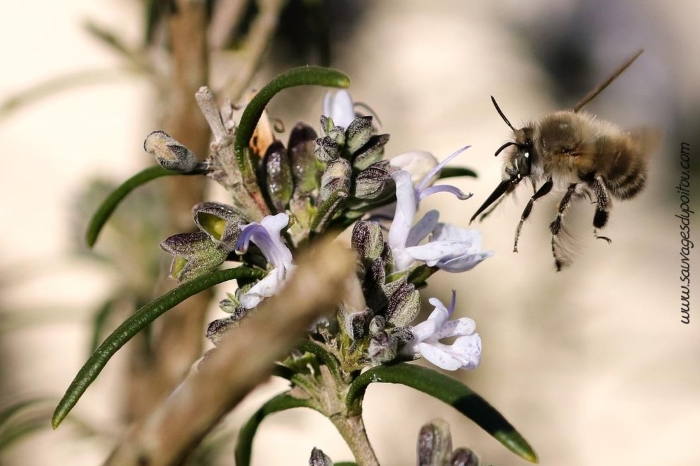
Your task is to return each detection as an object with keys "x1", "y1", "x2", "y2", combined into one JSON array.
[{"x1": 491, "y1": 96, "x2": 534, "y2": 181}]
